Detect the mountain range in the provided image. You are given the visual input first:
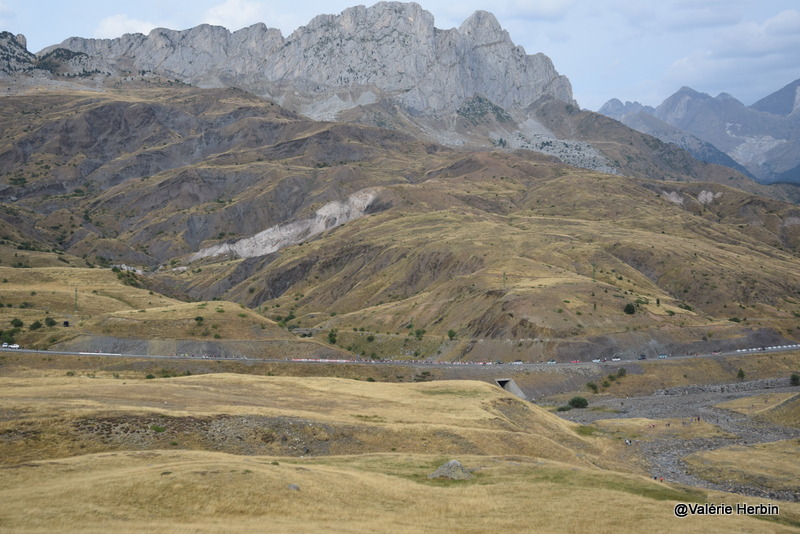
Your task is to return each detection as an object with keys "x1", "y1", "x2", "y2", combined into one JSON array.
[
  {"x1": 1, "y1": 2, "x2": 800, "y2": 361},
  {"x1": 599, "y1": 80, "x2": 800, "y2": 185}
]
